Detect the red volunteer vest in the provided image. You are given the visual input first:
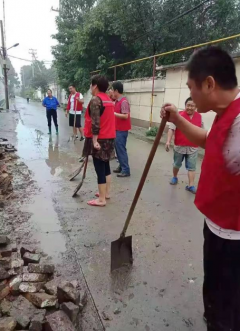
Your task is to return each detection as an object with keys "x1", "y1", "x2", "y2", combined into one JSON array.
[
  {"x1": 195, "y1": 98, "x2": 240, "y2": 230},
  {"x1": 175, "y1": 111, "x2": 202, "y2": 147},
  {"x1": 66, "y1": 92, "x2": 83, "y2": 113},
  {"x1": 84, "y1": 93, "x2": 116, "y2": 139},
  {"x1": 115, "y1": 97, "x2": 131, "y2": 131}
]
